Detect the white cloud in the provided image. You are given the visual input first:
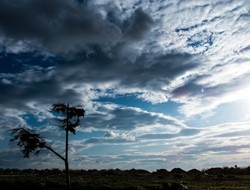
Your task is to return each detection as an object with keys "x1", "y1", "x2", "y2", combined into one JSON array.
[
  {"x1": 84, "y1": 131, "x2": 135, "y2": 145},
  {"x1": 1, "y1": 0, "x2": 249, "y2": 120},
  {"x1": 83, "y1": 103, "x2": 187, "y2": 132},
  {"x1": 137, "y1": 91, "x2": 168, "y2": 104}
]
